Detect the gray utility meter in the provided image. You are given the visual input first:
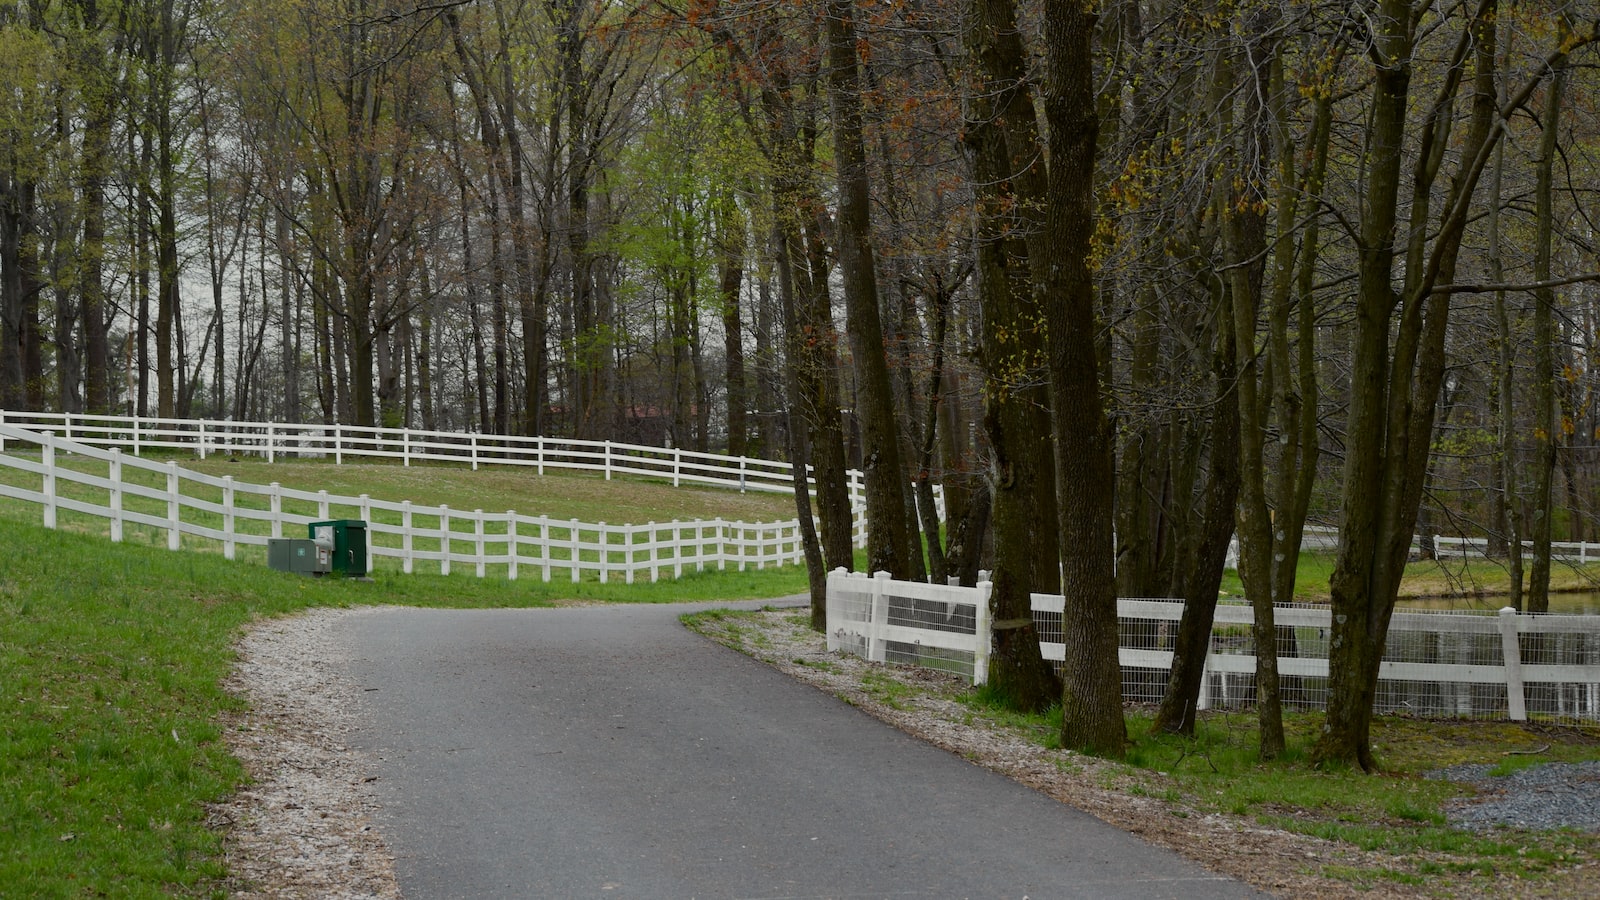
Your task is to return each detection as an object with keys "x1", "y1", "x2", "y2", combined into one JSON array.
[{"x1": 267, "y1": 538, "x2": 332, "y2": 576}]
